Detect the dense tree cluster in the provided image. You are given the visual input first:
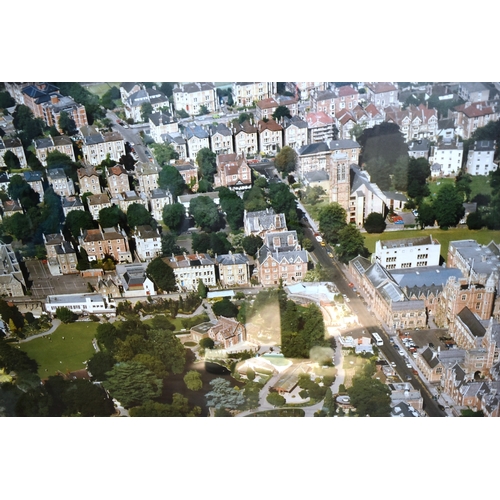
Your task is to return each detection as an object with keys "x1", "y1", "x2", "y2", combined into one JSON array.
[{"x1": 347, "y1": 374, "x2": 391, "y2": 417}]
